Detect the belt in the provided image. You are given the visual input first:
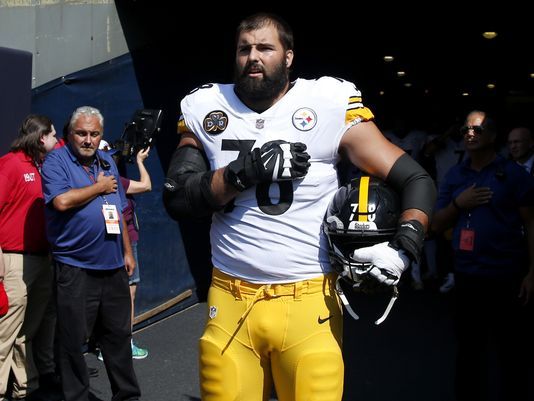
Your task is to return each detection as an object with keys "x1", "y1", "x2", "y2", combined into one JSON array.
[
  {"x1": 212, "y1": 268, "x2": 338, "y2": 352},
  {"x1": 211, "y1": 268, "x2": 335, "y2": 300}
]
